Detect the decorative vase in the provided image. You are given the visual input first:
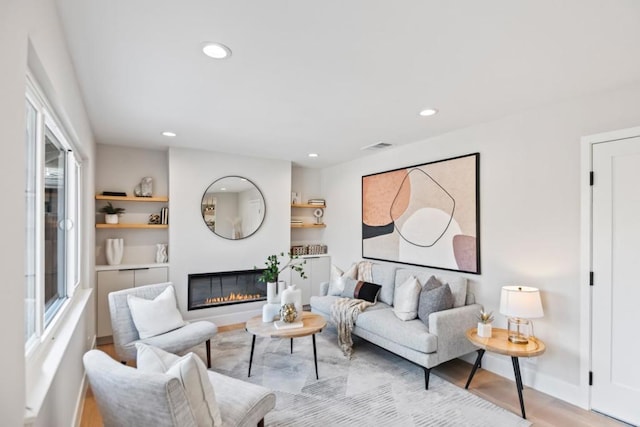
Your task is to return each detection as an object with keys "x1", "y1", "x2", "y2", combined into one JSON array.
[
  {"x1": 105, "y1": 214, "x2": 119, "y2": 224},
  {"x1": 106, "y1": 238, "x2": 124, "y2": 265},
  {"x1": 266, "y1": 281, "x2": 285, "y2": 304},
  {"x1": 262, "y1": 303, "x2": 280, "y2": 322},
  {"x1": 280, "y1": 284, "x2": 303, "y2": 321},
  {"x1": 155, "y1": 243, "x2": 168, "y2": 263},
  {"x1": 477, "y1": 322, "x2": 492, "y2": 338}
]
